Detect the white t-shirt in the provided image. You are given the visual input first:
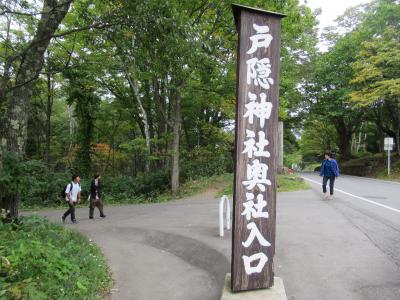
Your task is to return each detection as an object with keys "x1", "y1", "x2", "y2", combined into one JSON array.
[{"x1": 65, "y1": 182, "x2": 81, "y2": 202}]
